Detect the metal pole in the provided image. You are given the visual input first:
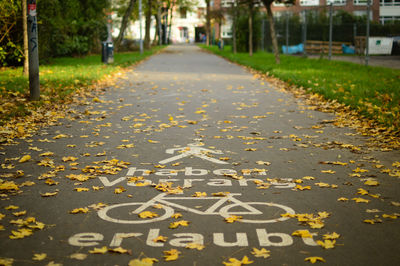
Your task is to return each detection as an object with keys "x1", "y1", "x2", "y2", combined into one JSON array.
[
  {"x1": 285, "y1": 12, "x2": 289, "y2": 54},
  {"x1": 302, "y1": 10, "x2": 307, "y2": 57},
  {"x1": 139, "y1": 0, "x2": 143, "y2": 54},
  {"x1": 328, "y1": 3, "x2": 333, "y2": 60},
  {"x1": 261, "y1": 19, "x2": 265, "y2": 52},
  {"x1": 27, "y1": 0, "x2": 40, "y2": 100},
  {"x1": 365, "y1": 0, "x2": 370, "y2": 66}
]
